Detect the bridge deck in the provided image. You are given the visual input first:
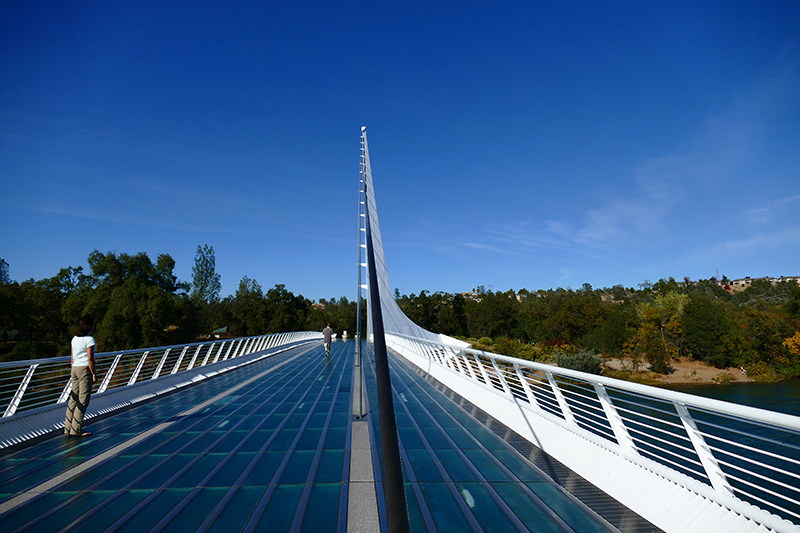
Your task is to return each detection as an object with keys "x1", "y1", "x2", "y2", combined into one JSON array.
[{"x1": 0, "y1": 340, "x2": 653, "y2": 532}]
